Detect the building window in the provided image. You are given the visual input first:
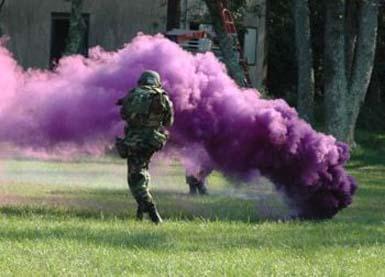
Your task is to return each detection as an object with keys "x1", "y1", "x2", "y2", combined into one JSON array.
[{"x1": 49, "y1": 12, "x2": 90, "y2": 68}]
